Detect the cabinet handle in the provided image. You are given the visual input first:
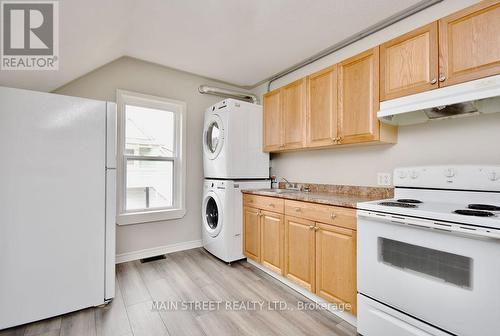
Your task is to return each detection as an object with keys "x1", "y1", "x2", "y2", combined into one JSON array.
[
  {"x1": 430, "y1": 78, "x2": 437, "y2": 84},
  {"x1": 330, "y1": 213, "x2": 336, "y2": 219},
  {"x1": 309, "y1": 225, "x2": 315, "y2": 230},
  {"x1": 337, "y1": 137, "x2": 342, "y2": 144},
  {"x1": 314, "y1": 227, "x2": 319, "y2": 231},
  {"x1": 269, "y1": 203, "x2": 275, "y2": 207},
  {"x1": 439, "y1": 75, "x2": 446, "y2": 82},
  {"x1": 295, "y1": 208, "x2": 301, "y2": 212}
]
